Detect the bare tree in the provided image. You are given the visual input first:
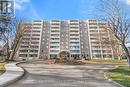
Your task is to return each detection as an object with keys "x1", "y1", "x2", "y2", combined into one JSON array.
[
  {"x1": 0, "y1": 15, "x2": 13, "y2": 61},
  {"x1": 9, "y1": 19, "x2": 26, "y2": 60},
  {"x1": 100, "y1": 0, "x2": 130, "y2": 68},
  {"x1": 101, "y1": 36, "x2": 123, "y2": 59},
  {"x1": 0, "y1": 15, "x2": 26, "y2": 61}
]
